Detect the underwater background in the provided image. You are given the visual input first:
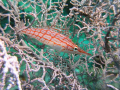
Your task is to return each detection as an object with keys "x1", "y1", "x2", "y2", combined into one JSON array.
[{"x1": 0, "y1": 0, "x2": 120, "y2": 90}]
